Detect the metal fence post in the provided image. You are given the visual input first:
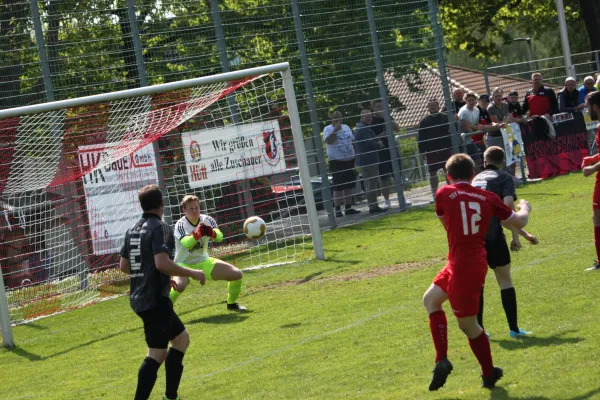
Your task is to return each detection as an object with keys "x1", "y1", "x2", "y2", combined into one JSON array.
[
  {"x1": 365, "y1": 0, "x2": 407, "y2": 210},
  {"x1": 125, "y1": 0, "x2": 173, "y2": 226},
  {"x1": 0, "y1": 265, "x2": 15, "y2": 348},
  {"x1": 211, "y1": 0, "x2": 255, "y2": 220},
  {"x1": 30, "y1": 0, "x2": 55, "y2": 102},
  {"x1": 556, "y1": 0, "x2": 576, "y2": 79},
  {"x1": 427, "y1": 0, "x2": 460, "y2": 154},
  {"x1": 484, "y1": 69, "x2": 491, "y2": 96},
  {"x1": 290, "y1": 0, "x2": 336, "y2": 228}
]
